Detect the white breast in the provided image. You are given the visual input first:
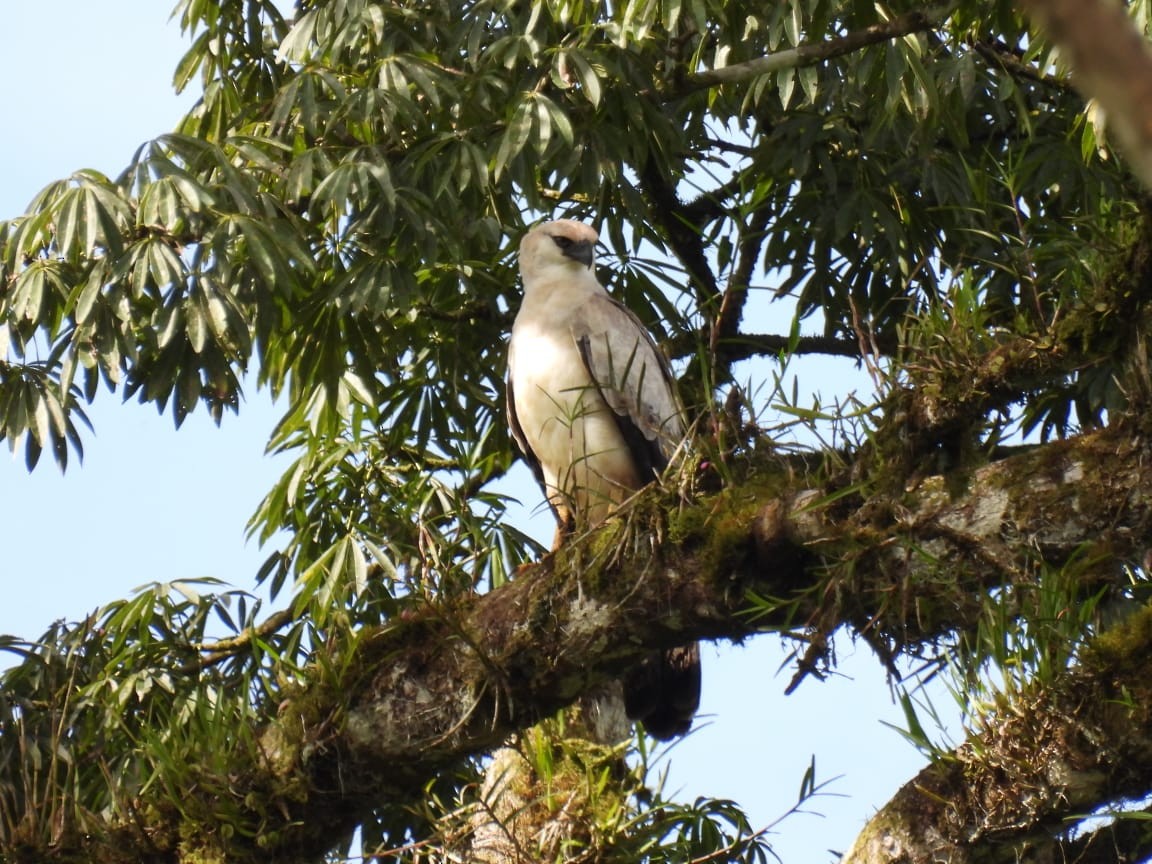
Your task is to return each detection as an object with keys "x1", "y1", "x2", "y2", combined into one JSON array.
[{"x1": 509, "y1": 295, "x2": 641, "y2": 523}]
